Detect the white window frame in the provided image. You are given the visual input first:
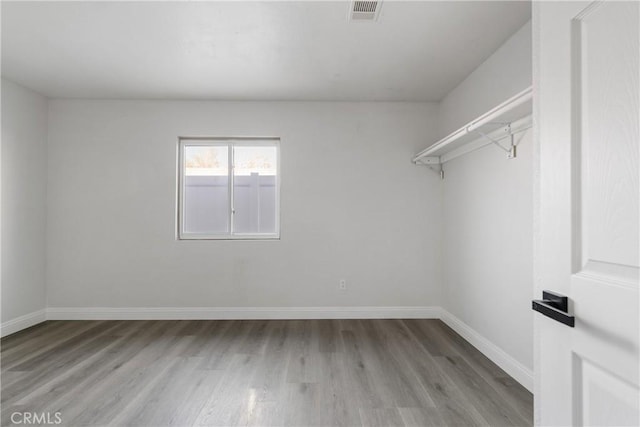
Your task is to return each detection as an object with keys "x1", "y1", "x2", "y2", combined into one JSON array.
[{"x1": 178, "y1": 137, "x2": 281, "y2": 240}]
